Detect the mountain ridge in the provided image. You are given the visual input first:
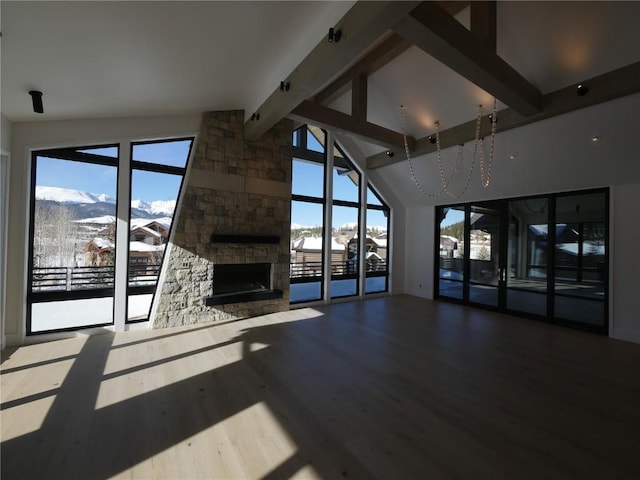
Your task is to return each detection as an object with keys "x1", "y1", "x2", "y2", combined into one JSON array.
[{"x1": 36, "y1": 185, "x2": 176, "y2": 218}]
